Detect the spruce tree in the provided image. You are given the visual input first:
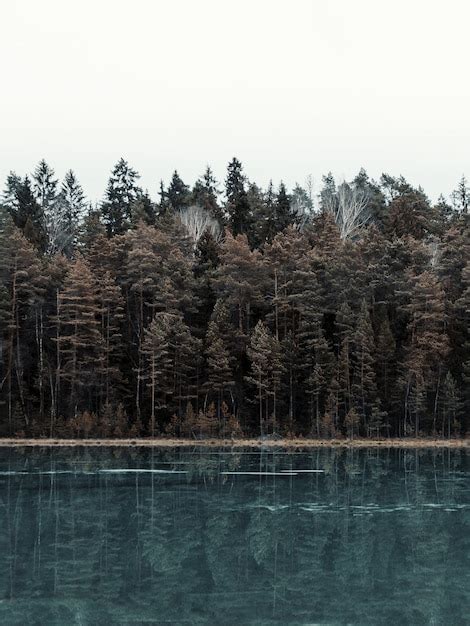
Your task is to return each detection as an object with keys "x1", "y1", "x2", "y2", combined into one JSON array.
[
  {"x1": 191, "y1": 166, "x2": 223, "y2": 221},
  {"x1": 6, "y1": 176, "x2": 47, "y2": 251},
  {"x1": 167, "y1": 170, "x2": 190, "y2": 212},
  {"x1": 275, "y1": 181, "x2": 293, "y2": 233},
  {"x1": 225, "y1": 158, "x2": 253, "y2": 240},
  {"x1": 101, "y1": 158, "x2": 141, "y2": 236},
  {"x1": 49, "y1": 170, "x2": 88, "y2": 254},
  {"x1": 33, "y1": 159, "x2": 58, "y2": 212}
]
